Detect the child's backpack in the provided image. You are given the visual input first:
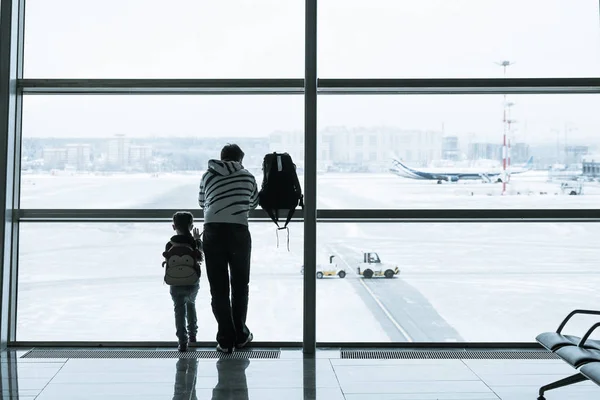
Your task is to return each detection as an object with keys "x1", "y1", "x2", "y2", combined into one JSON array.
[
  {"x1": 162, "y1": 242, "x2": 202, "y2": 286},
  {"x1": 258, "y1": 152, "x2": 304, "y2": 249}
]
